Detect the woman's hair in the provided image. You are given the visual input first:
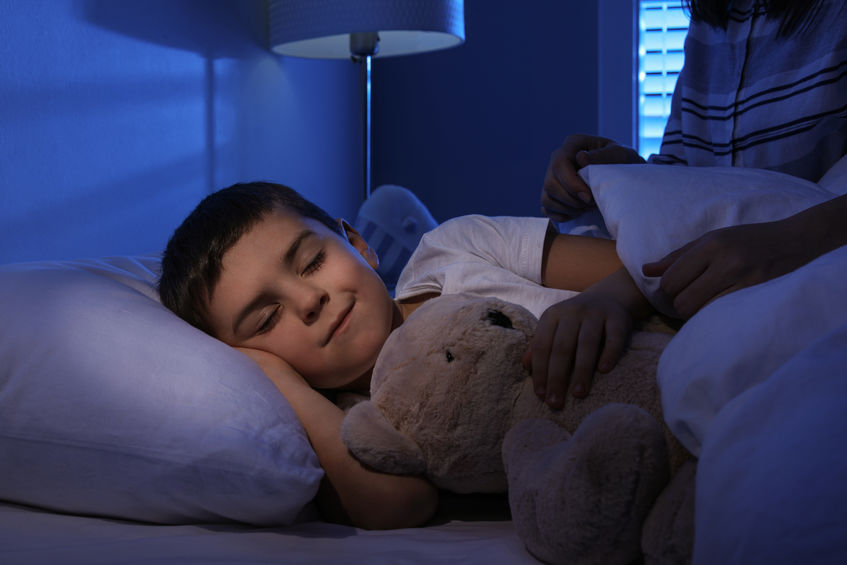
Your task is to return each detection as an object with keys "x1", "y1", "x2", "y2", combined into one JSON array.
[
  {"x1": 158, "y1": 181, "x2": 343, "y2": 335},
  {"x1": 684, "y1": 0, "x2": 825, "y2": 35}
]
